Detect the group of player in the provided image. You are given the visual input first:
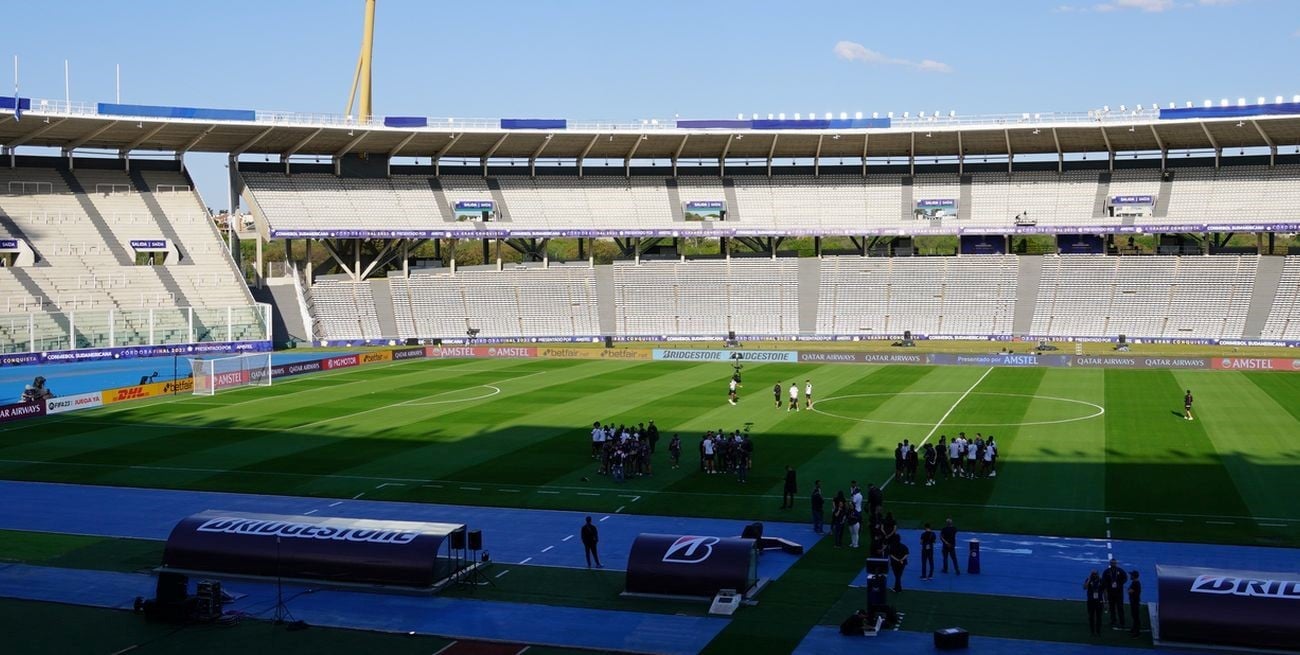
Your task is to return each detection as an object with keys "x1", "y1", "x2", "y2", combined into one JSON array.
[
  {"x1": 699, "y1": 429, "x2": 755, "y2": 480},
  {"x1": 893, "y1": 433, "x2": 998, "y2": 487},
  {"x1": 770, "y1": 380, "x2": 813, "y2": 411},
  {"x1": 590, "y1": 421, "x2": 671, "y2": 482}
]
